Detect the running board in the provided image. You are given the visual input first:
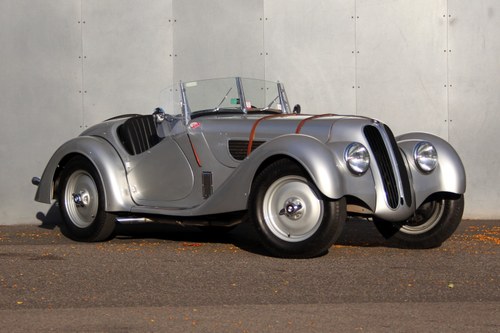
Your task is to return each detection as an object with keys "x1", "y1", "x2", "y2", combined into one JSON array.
[
  {"x1": 115, "y1": 216, "x2": 243, "y2": 228},
  {"x1": 115, "y1": 216, "x2": 207, "y2": 227}
]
